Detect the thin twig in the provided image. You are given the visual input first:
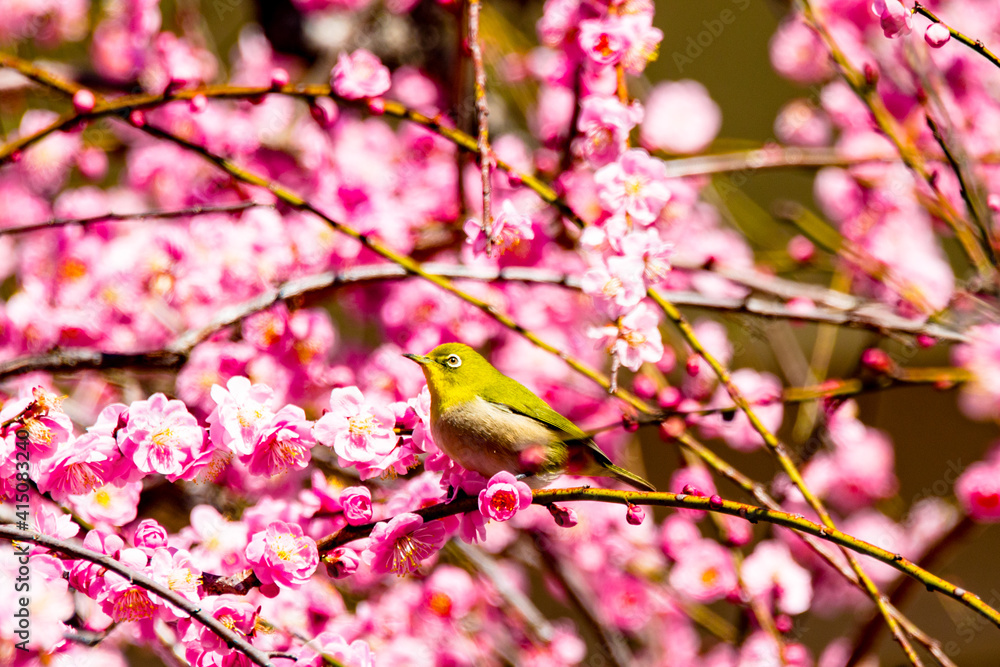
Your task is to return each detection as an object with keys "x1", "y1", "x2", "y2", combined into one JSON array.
[
  {"x1": 649, "y1": 285, "x2": 925, "y2": 666},
  {"x1": 913, "y1": 3, "x2": 1000, "y2": 71},
  {"x1": 0, "y1": 201, "x2": 266, "y2": 236},
  {"x1": 310, "y1": 487, "x2": 1000, "y2": 632},
  {"x1": 467, "y1": 0, "x2": 494, "y2": 253}
]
